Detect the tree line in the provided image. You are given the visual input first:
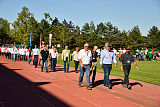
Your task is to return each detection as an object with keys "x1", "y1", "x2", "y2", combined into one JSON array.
[{"x1": 0, "y1": 7, "x2": 160, "y2": 51}]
